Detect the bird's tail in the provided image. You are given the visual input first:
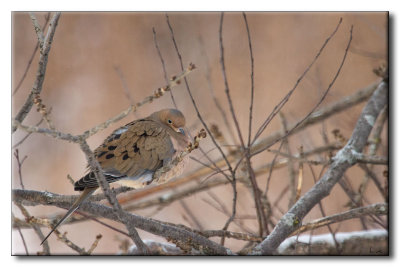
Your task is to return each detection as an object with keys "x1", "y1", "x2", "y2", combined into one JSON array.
[{"x1": 40, "y1": 187, "x2": 97, "y2": 245}]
